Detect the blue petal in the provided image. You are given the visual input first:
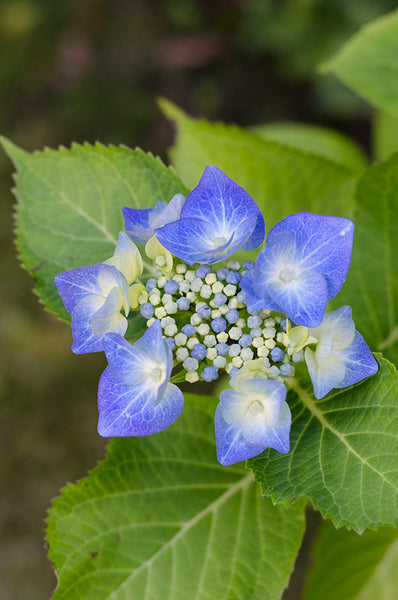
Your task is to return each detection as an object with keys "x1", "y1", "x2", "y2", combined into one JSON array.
[
  {"x1": 267, "y1": 213, "x2": 354, "y2": 298},
  {"x1": 305, "y1": 348, "x2": 346, "y2": 399},
  {"x1": 71, "y1": 295, "x2": 127, "y2": 354},
  {"x1": 337, "y1": 331, "x2": 378, "y2": 388},
  {"x1": 55, "y1": 264, "x2": 118, "y2": 314},
  {"x1": 103, "y1": 333, "x2": 158, "y2": 386},
  {"x1": 215, "y1": 407, "x2": 265, "y2": 466},
  {"x1": 267, "y1": 269, "x2": 328, "y2": 327},
  {"x1": 97, "y1": 368, "x2": 184, "y2": 437},
  {"x1": 240, "y1": 269, "x2": 279, "y2": 313},
  {"x1": 155, "y1": 218, "x2": 236, "y2": 264},
  {"x1": 134, "y1": 319, "x2": 170, "y2": 371},
  {"x1": 122, "y1": 207, "x2": 152, "y2": 245},
  {"x1": 123, "y1": 193, "x2": 185, "y2": 245}
]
